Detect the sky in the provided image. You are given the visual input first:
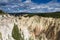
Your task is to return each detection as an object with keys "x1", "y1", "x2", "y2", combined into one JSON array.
[
  {"x1": 0, "y1": 0, "x2": 60, "y2": 4},
  {"x1": 30, "y1": 0, "x2": 52, "y2": 4},
  {"x1": 0, "y1": 0, "x2": 60, "y2": 13},
  {"x1": 32, "y1": 0, "x2": 51, "y2": 4},
  {"x1": 22, "y1": 0, "x2": 60, "y2": 4}
]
